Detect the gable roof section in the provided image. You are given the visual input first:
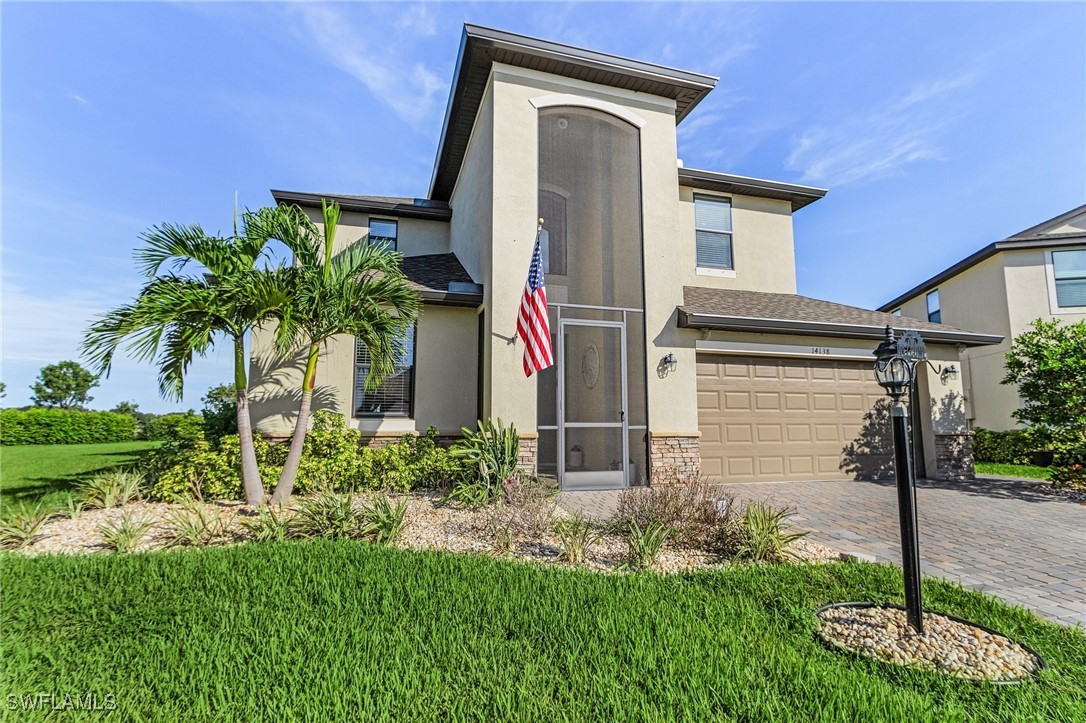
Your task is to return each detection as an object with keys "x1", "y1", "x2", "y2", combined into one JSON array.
[
  {"x1": 429, "y1": 24, "x2": 718, "y2": 202},
  {"x1": 271, "y1": 190, "x2": 452, "y2": 222},
  {"x1": 401, "y1": 254, "x2": 482, "y2": 306},
  {"x1": 878, "y1": 204, "x2": 1086, "y2": 312},
  {"x1": 680, "y1": 287, "x2": 1002, "y2": 346},
  {"x1": 678, "y1": 168, "x2": 827, "y2": 211}
]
